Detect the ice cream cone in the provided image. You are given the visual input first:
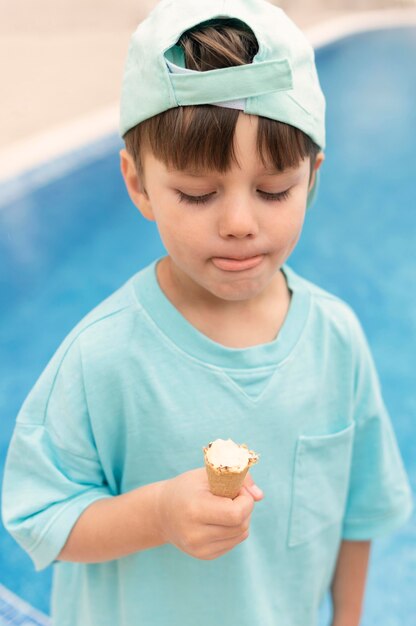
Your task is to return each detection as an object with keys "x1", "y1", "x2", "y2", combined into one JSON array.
[{"x1": 203, "y1": 439, "x2": 259, "y2": 499}]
